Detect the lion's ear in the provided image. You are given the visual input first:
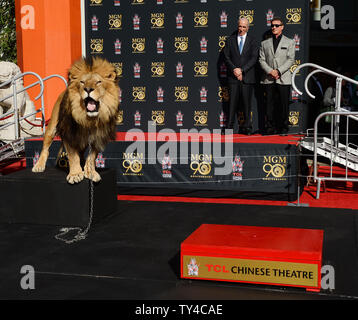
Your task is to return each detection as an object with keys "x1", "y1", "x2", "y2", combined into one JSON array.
[
  {"x1": 68, "y1": 72, "x2": 77, "y2": 82},
  {"x1": 106, "y1": 72, "x2": 117, "y2": 81}
]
